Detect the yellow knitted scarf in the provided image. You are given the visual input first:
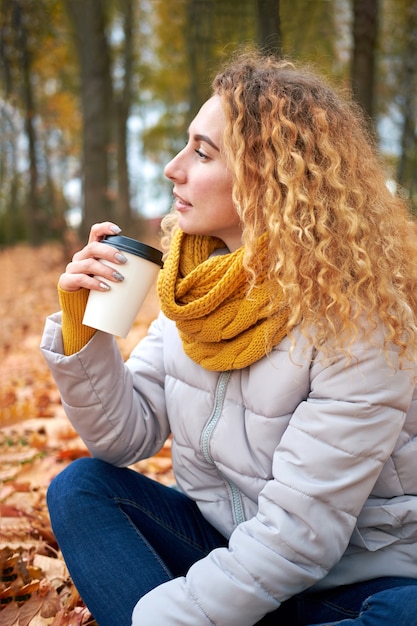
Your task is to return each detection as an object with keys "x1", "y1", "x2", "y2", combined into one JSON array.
[{"x1": 157, "y1": 229, "x2": 289, "y2": 371}]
